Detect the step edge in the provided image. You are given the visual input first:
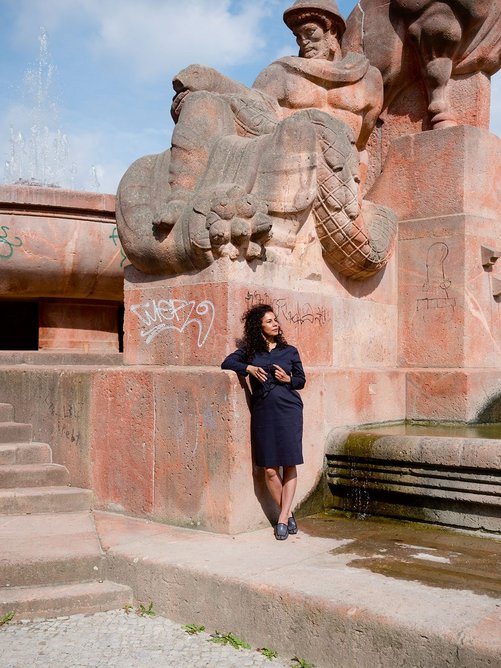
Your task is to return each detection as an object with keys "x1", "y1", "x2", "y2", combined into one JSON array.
[{"x1": 0, "y1": 486, "x2": 91, "y2": 495}]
